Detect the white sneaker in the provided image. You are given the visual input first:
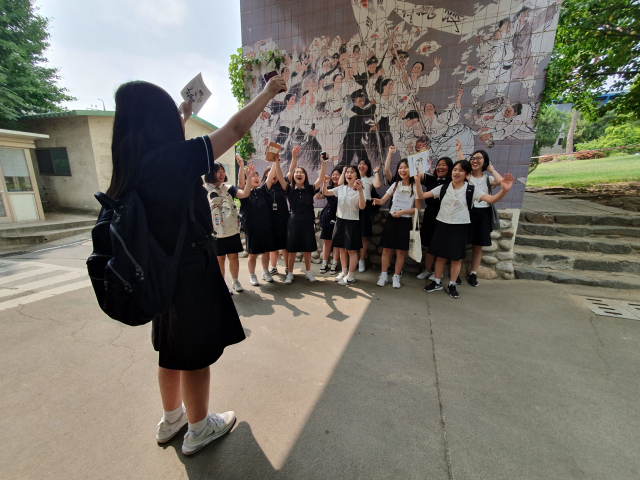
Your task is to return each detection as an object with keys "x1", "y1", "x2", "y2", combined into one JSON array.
[
  {"x1": 305, "y1": 271, "x2": 316, "y2": 282},
  {"x1": 392, "y1": 274, "x2": 401, "y2": 289},
  {"x1": 228, "y1": 288, "x2": 234, "y2": 295},
  {"x1": 262, "y1": 270, "x2": 274, "y2": 283},
  {"x1": 284, "y1": 272, "x2": 294, "y2": 284},
  {"x1": 182, "y1": 412, "x2": 236, "y2": 456},
  {"x1": 377, "y1": 273, "x2": 388, "y2": 287},
  {"x1": 249, "y1": 273, "x2": 259, "y2": 286},
  {"x1": 358, "y1": 260, "x2": 365, "y2": 273},
  {"x1": 338, "y1": 275, "x2": 356, "y2": 286},
  {"x1": 268, "y1": 267, "x2": 278, "y2": 276},
  {"x1": 417, "y1": 269, "x2": 432, "y2": 280},
  {"x1": 232, "y1": 279, "x2": 243, "y2": 292},
  {"x1": 156, "y1": 408, "x2": 188, "y2": 443},
  {"x1": 335, "y1": 271, "x2": 347, "y2": 282}
]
